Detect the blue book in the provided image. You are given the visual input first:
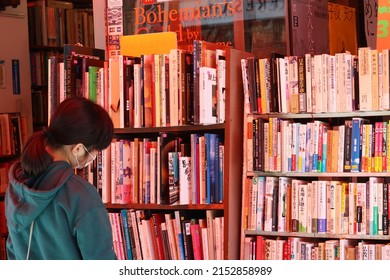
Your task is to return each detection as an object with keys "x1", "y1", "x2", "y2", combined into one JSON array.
[
  {"x1": 190, "y1": 134, "x2": 200, "y2": 204},
  {"x1": 120, "y1": 209, "x2": 133, "y2": 260},
  {"x1": 205, "y1": 133, "x2": 212, "y2": 204},
  {"x1": 351, "y1": 117, "x2": 369, "y2": 172},
  {"x1": 218, "y1": 142, "x2": 224, "y2": 203}
]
